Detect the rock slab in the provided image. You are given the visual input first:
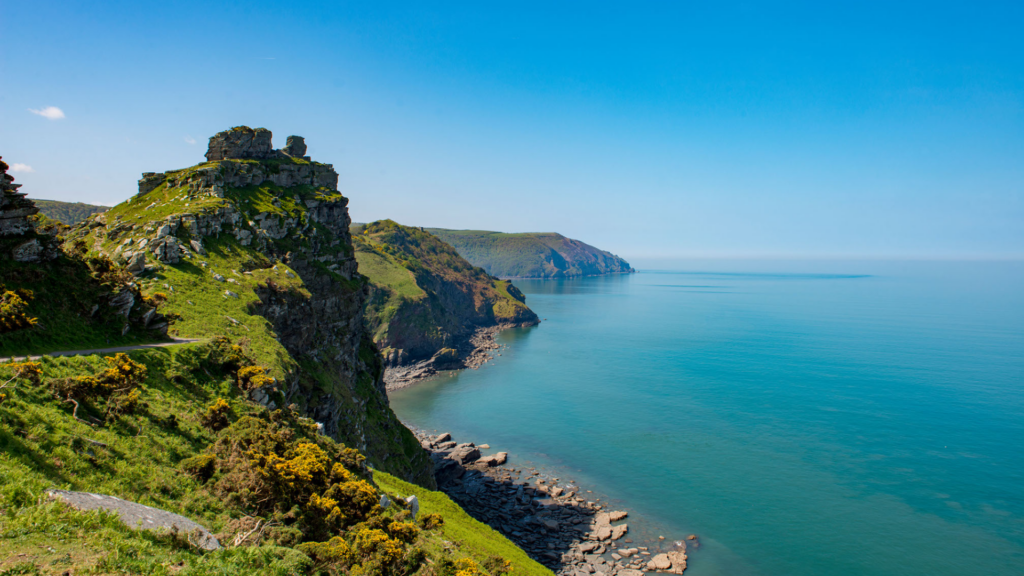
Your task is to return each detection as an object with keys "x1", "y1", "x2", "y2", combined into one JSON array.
[{"x1": 47, "y1": 489, "x2": 221, "y2": 550}]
